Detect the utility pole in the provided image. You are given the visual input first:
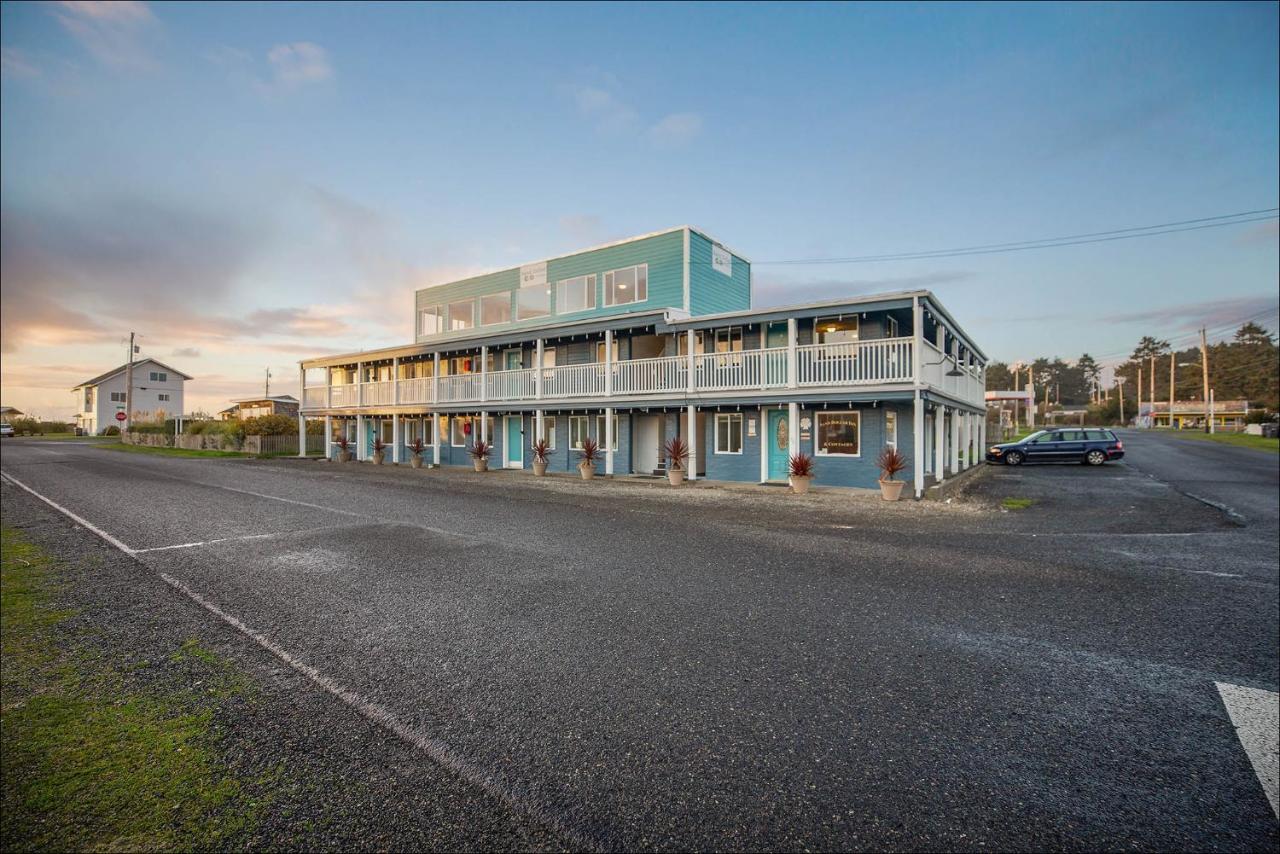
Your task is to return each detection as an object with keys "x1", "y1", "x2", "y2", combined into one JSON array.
[
  {"x1": 1168, "y1": 352, "x2": 1175, "y2": 430},
  {"x1": 1209, "y1": 388, "x2": 1216, "y2": 434},
  {"x1": 1137, "y1": 366, "x2": 1143, "y2": 428},
  {"x1": 265, "y1": 367, "x2": 272, "y2": 398},
  {"x1": 1117, "y1": 377, "x2": 1125, "y2": 425},
  {"x1": 124, "y1": 332, "x2": 136, "y2": 432},
  {"x1": 1199, "y1": 328, "x2": 1211, "y2": 434}
]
